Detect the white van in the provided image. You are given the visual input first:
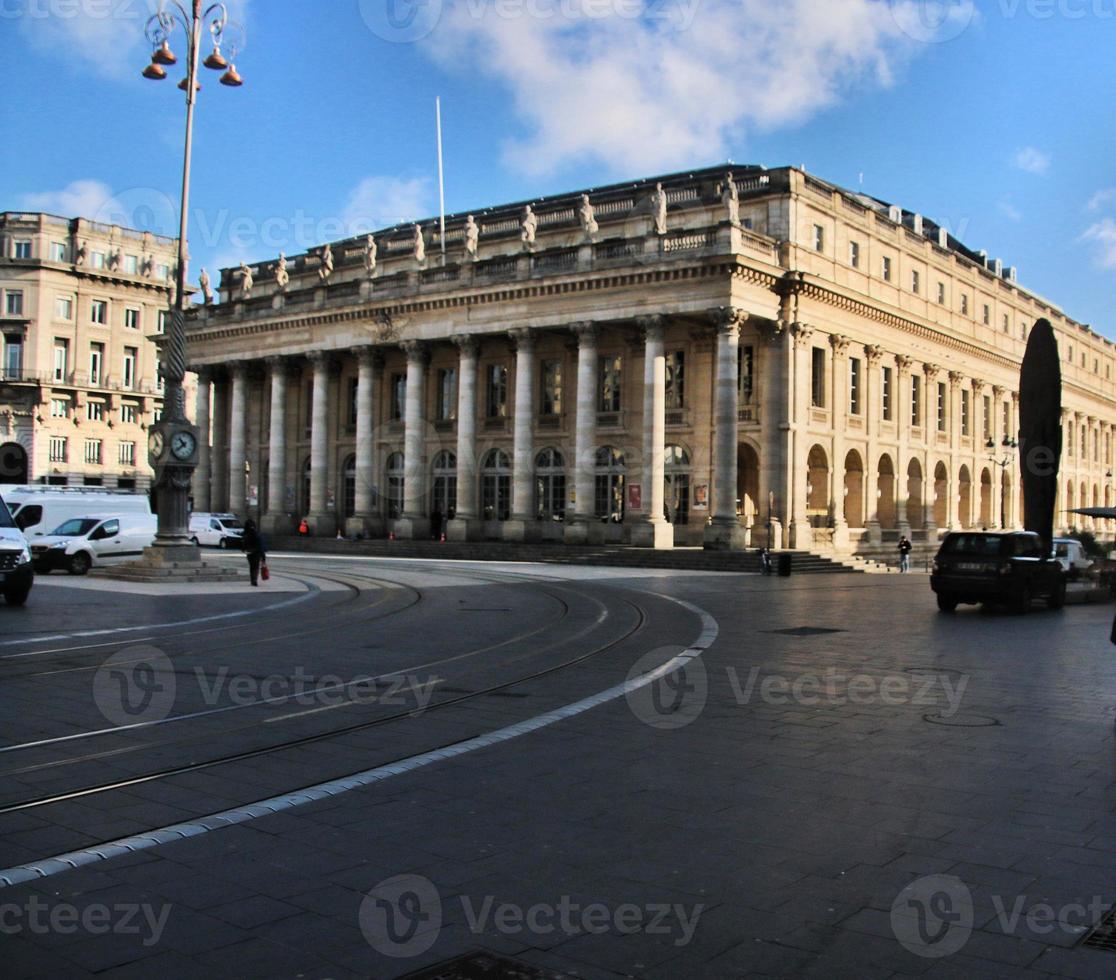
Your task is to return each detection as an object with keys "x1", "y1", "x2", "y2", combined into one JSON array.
[
  {"x1": 189, "y1": 512, "x2": 245, "y2": 548},
  {"x1": 7, "y1": 487, "x2": 152, "y2": 540},
  {"x1": 1053, "y1": 537, "x2": 1092, "y2": 580},
  {"x1": 31, "y1": 513, "x2": 157, "y2": 575},
  {"x1": 0, "y1": 492, "x2": 34, "y2": 605}
]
